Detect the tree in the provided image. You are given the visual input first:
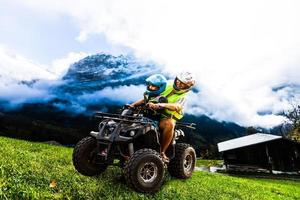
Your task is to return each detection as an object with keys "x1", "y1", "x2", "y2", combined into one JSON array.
[
  {"x1": 283, "y1": 102, "x2": 300, "y2": 142},
  {"x1": 245, "y1": 126, "x2": 258, "y2": 135}
]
